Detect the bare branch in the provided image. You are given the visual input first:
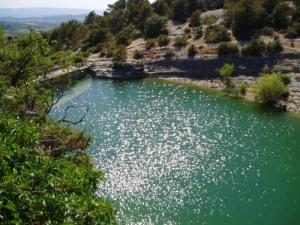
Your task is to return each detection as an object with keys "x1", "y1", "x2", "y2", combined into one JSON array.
[
  {"x1": 47, "y1": 90, "x2": 65, "y2": 113},
  {"x1": 58, "y1": 104, "x2": 89, "y2": 125}
]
